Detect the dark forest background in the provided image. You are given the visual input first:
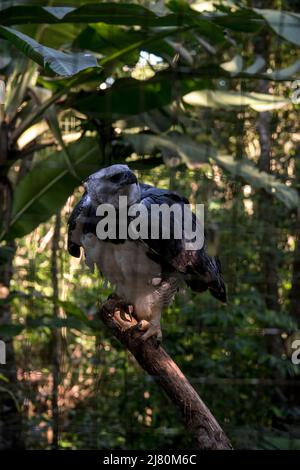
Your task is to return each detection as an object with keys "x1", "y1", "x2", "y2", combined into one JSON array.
[{"x1": 1, "y1": 0, "x2": 300, "y2": 450}]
